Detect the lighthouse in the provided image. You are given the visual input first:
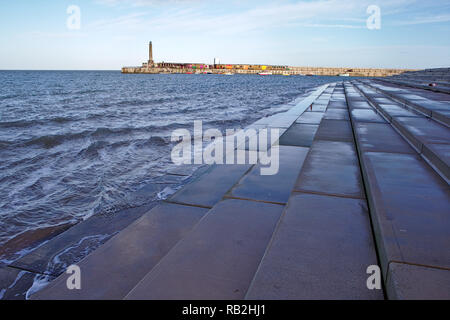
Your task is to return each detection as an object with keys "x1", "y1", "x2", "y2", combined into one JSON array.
[{"x1": 148, "y1": 41, "x2": 154, "y2": 66}]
